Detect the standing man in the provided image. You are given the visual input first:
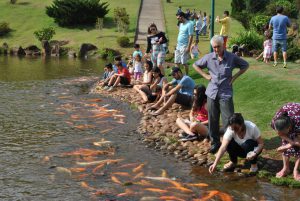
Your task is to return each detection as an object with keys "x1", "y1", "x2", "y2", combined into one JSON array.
[
  {"x1": 216, "y1": 10, "x2": 231, "y2": 49},
  {"x1": 269, "y1": 6, "x2": 291, "y2": 68},
  {"x1": 193, "y1": 35, "x2": 249, "y2": 154},
  {"x1": 175, "y1": 12, "x2": 194, "y2": 75}
]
